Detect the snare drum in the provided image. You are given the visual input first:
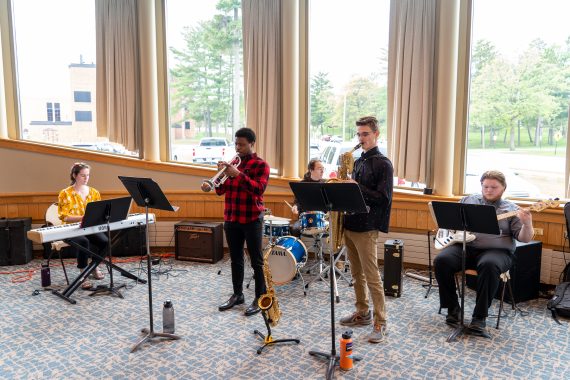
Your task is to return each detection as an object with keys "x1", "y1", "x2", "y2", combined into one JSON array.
[
  {"x1": 263, "y1": 220, "x2": 290, "y2": 238},
  {"x1": 300, "y1": 211, "x2": 327, "y2": 235},
  {"x1": 268, "y1": 236, "x2": 307, "y2": 285}
]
